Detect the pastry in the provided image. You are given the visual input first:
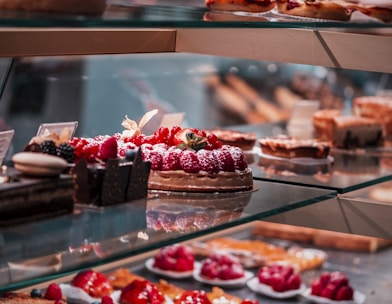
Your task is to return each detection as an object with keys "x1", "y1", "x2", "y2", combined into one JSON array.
[
  {"x1": 206, "y1": 129, "x2": 256, "y2": 151},
  {"x1": 12, "y1": 152, "x2": 68, "y2": 177},
  {"x1": 0, "y1": 0, "x2": 106, "y2": 15},
  {"x1": 313, "y1": 109, "x2": 341, "y2": 142},
  {"x1": 205, "y1": 0, "x2": 277, "y2": 13},
  {"x1": 259, "y1": 135, "x2": 331, "y2": 159},
  {"x1": 353, "y1": 96, "x2": 392, "y2": 137},
  {"x1": 252, "y1": 221, "x2": 316, "y2": 243},
  {"x1": 276, "y1": 0, "x2": 355, "y2": 21},
  {"x1": 347, "y1": 0, "x2": 392, "y2": 22}
]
